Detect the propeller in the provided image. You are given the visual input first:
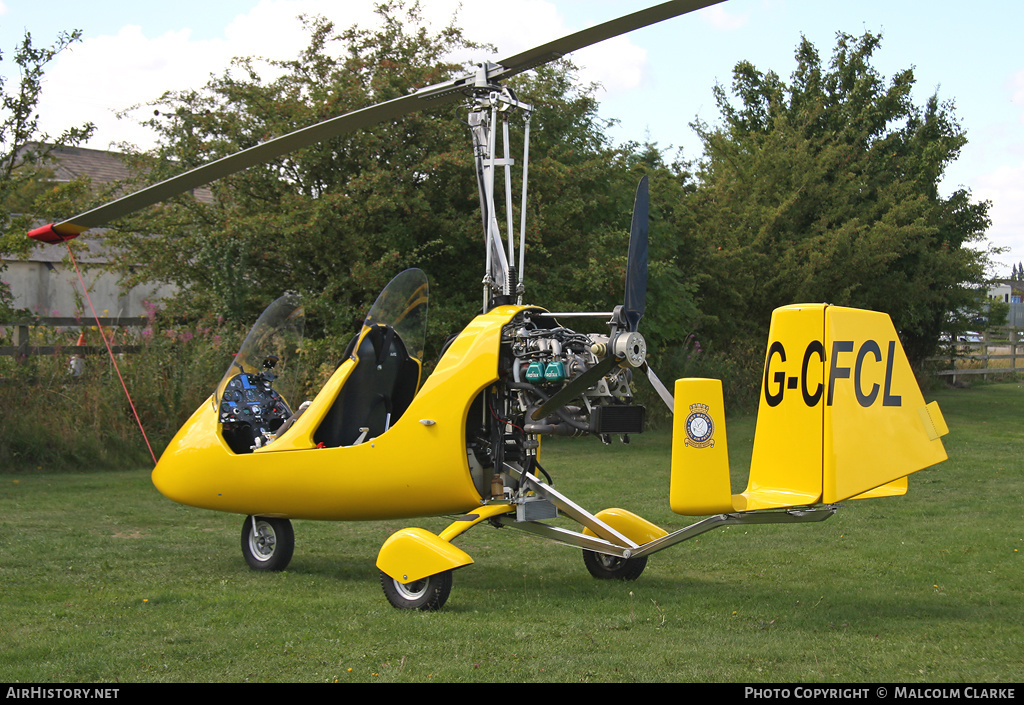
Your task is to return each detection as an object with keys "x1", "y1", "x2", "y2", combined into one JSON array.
[
  {"x1": 622, "y1": 176, "x2": 675, "y2": 413},
  {"x1": 27, "y1": 0, "x2": 725, "y2": 241},
  {"x1": 529, "y1": 174, "x2": 677, "y2": 419},
  {"x1": 623, "y1": 175, "x2": 649, "y2": 333},
  {"x1": 531, "y1": 176, "x2": 655, "y2": 421}
]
